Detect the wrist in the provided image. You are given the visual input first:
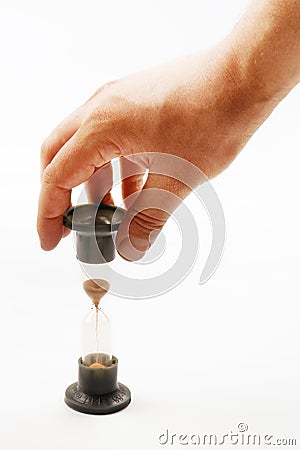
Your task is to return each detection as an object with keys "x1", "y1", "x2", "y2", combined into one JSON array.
[
  {"x1": 208, "y1": 41, "x2": 277, "y2": 135},
  {"x1": 224, "y1": 0, "x2": 300, "y2": 106}
]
